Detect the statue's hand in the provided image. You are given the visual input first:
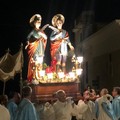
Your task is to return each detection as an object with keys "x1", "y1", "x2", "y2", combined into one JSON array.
[
  {"x1": 25, "y1": 41, "x2": 29, "y2": 49},
  {"x1": 25, "y1": 45, "x2": 28, "y2": 50},
  {"x1": 41, "y1": 24, "x2": 49, "y2": 31},
  {"x1": 70, "y1": 46, "x2": 74, "y2": 51}
]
